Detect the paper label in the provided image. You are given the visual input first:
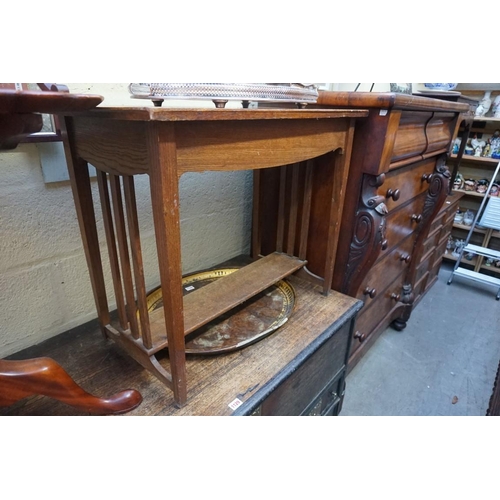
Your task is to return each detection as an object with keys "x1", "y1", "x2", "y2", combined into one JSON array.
[{"x1": 228, "y1": 398, "x2": 243, "y2": 411}]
